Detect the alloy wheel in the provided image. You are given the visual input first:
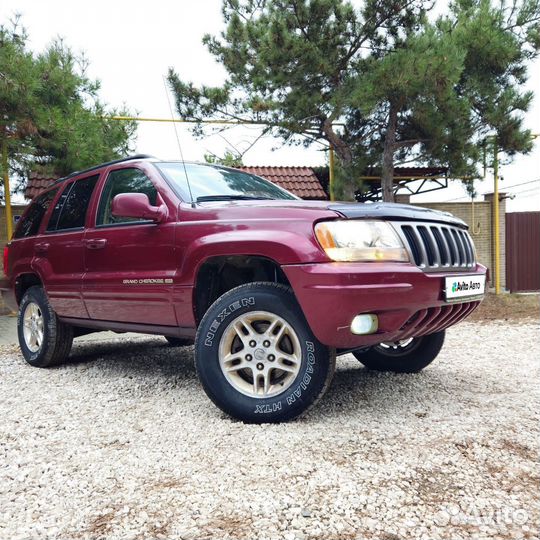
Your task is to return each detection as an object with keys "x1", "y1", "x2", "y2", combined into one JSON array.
[
  {"x1": 218, "y1": 310, "x2": 302, "y2": 398},
  {"x1": 23, "y1": 302, "x2": 44, "y2": 353}
]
